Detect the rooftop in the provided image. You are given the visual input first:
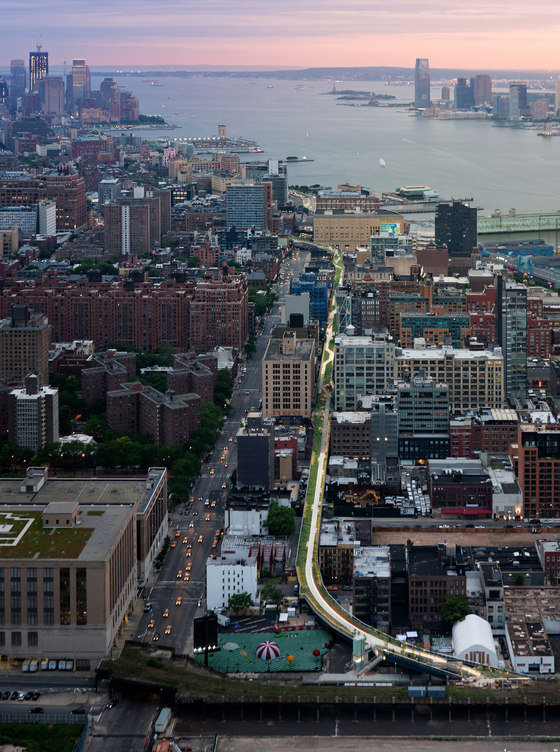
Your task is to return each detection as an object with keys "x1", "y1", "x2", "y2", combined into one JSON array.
[
  {"x1": 332, "y1": 411, "x2": 371, "y2": 425},
  {"x1": 319, "y1": 519, "x2": 356, "y2": 547},
  {"x1": 264, "y1": 338, "x2": 314, "y2": 362},
  {"x1": 0, "y1": 469, "x2": 165, "y2": 518},
  {"x1": 396, "y1": 346, "x2": 503, "y2": 361},
  {"x1": 354, "y1": 545, "x2": 390, "y2": 579},
  {"x1": 504, "y1": 588, "x2": 560, "y2": 658},
  {"x1": 0, "y1": 503, "x2": 132, "y2": 561}
]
